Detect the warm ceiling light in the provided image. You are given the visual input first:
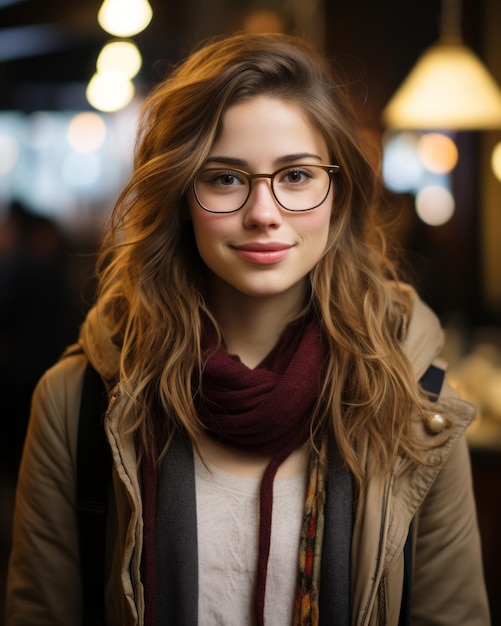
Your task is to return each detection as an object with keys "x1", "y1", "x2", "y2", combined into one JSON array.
[
  {"x1": 97, "y1": 40, "x2": 142, "y2": 79},
  {"x1": 383, "y1": 0, "x2": 501, "y2": 130},
  {"x1": 86, "y1": 72, "x2": 135, "y2": 112},
  {"x1": 97, "y1": 0, "x2": 153, "y2": 37}
]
